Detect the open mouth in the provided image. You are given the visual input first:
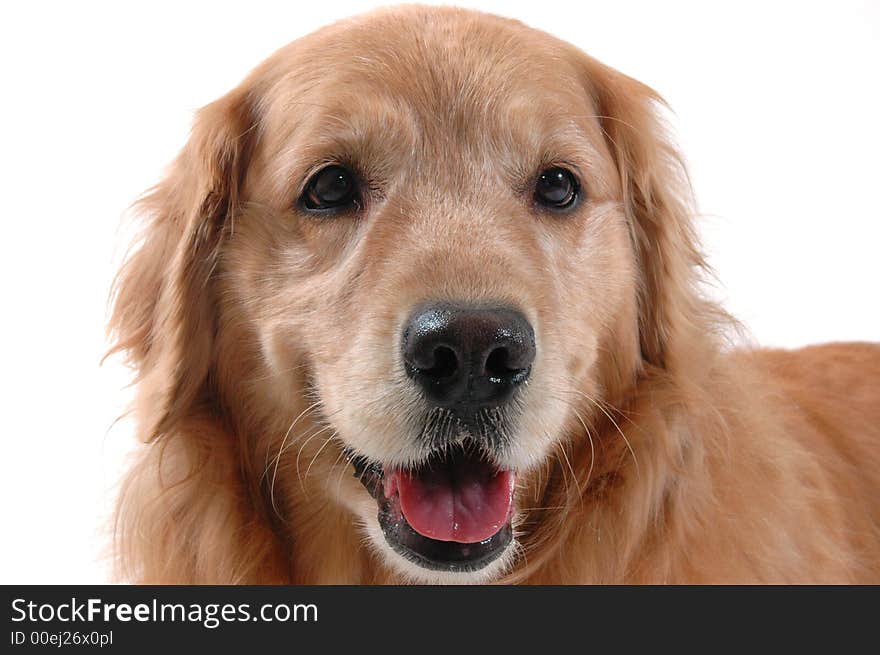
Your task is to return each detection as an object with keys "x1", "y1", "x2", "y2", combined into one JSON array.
[{"x1": 351, "y1": 444, "x2": 516, "y2": 572}]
